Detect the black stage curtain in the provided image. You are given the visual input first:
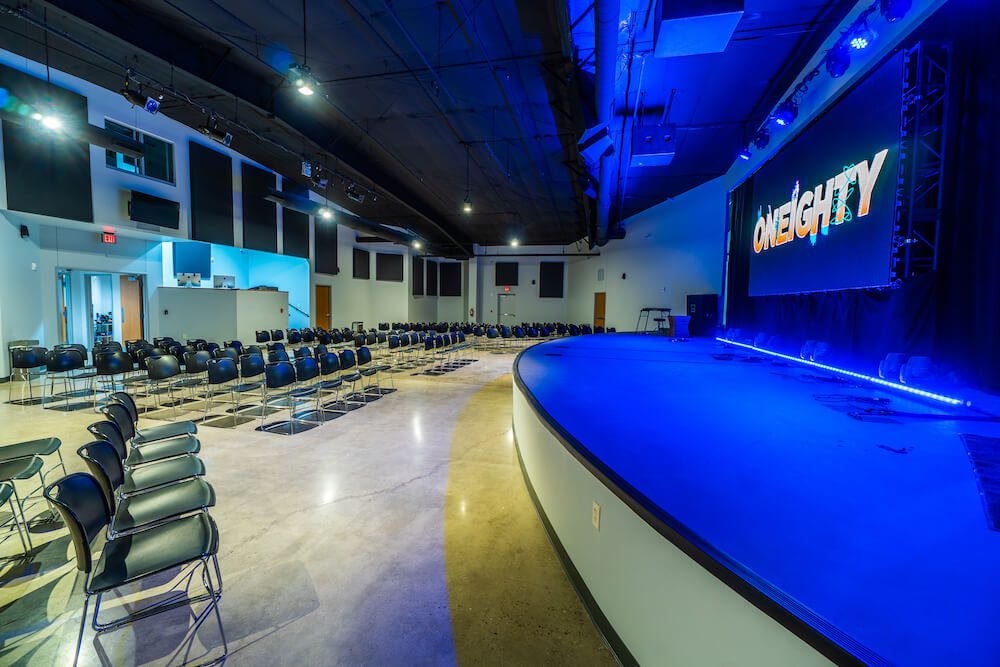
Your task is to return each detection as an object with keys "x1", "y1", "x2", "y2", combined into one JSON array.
[{"x1": 725, "y1": 2, "x2": 1000, "y2": 391}]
